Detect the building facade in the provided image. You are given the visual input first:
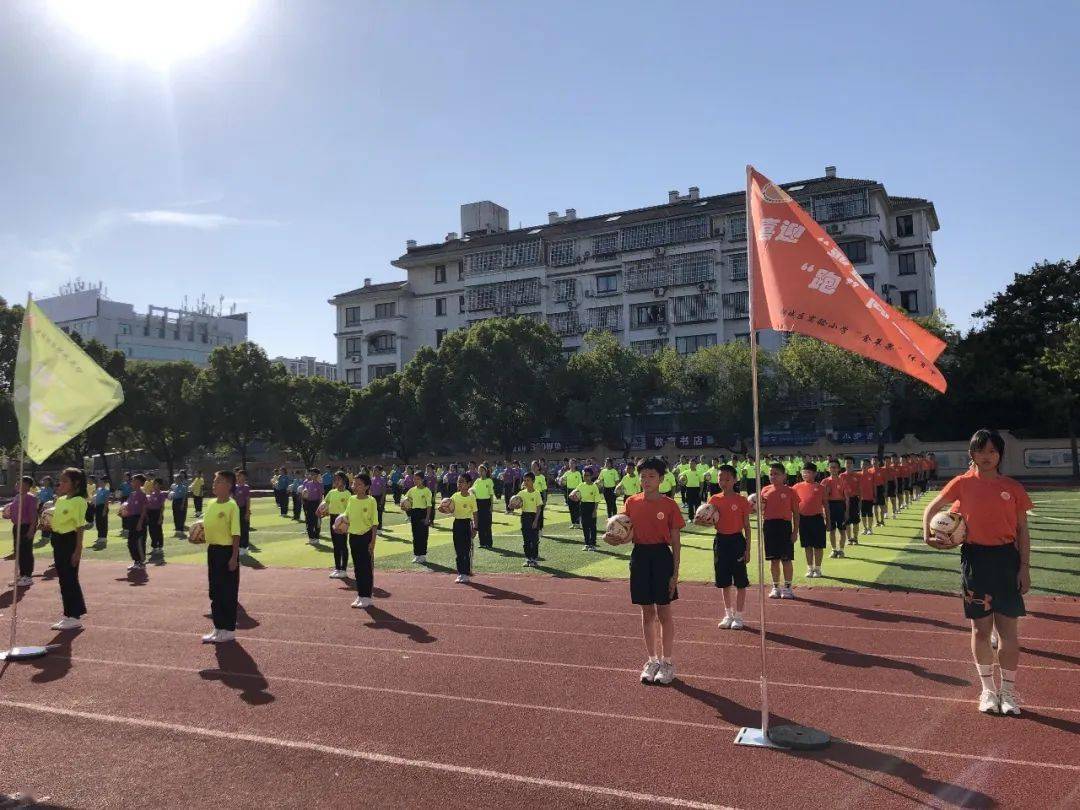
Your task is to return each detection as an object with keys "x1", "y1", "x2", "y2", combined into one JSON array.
[
  {"x1": 330, "y1": 167, "x2": 939, "y2": 387},
  {"x1": 36, "y1": 287, "x2": 249, "y2": 365},
  {"x1": 273, "y1": 355, "x2": 339, "y2": 381}
]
